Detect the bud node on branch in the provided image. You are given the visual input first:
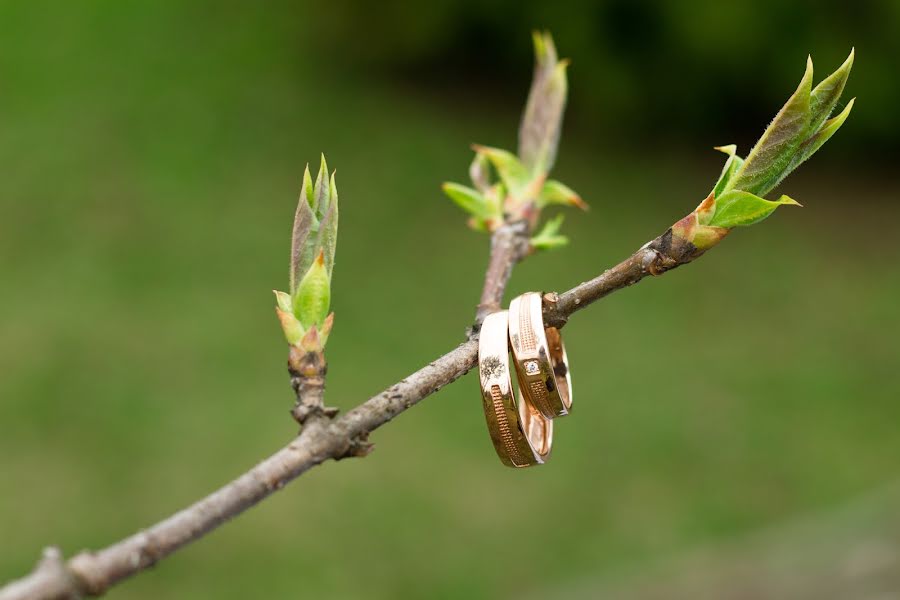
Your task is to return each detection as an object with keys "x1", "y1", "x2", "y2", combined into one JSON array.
[
  {"x1": 288, "y1": 347, "x2": 336, "y2": 425},
  {"x1": 338, "y1": 431, "x2": 375, "y2": 460}
]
